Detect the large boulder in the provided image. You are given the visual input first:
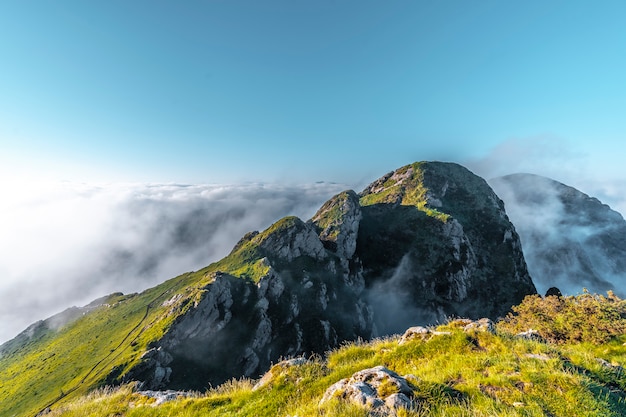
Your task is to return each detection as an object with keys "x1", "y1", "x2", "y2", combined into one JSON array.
[{"x1": 320, "y1": 366, "x2": 417, "y2": 413}]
